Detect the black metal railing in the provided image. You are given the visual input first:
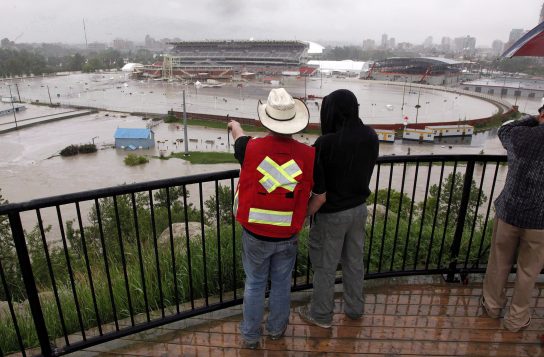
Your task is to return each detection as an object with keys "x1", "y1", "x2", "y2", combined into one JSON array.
[{"x1": 0, "y1": 155, "x2": 508, "y2": 356}]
